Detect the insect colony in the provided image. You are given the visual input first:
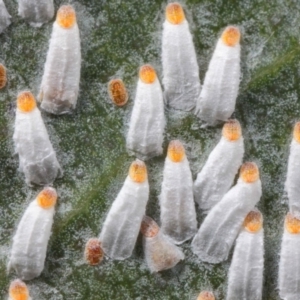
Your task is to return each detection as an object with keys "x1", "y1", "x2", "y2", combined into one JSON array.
[{"x1": 0, "y1": 1, "x2": 297, "y2": 299}]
